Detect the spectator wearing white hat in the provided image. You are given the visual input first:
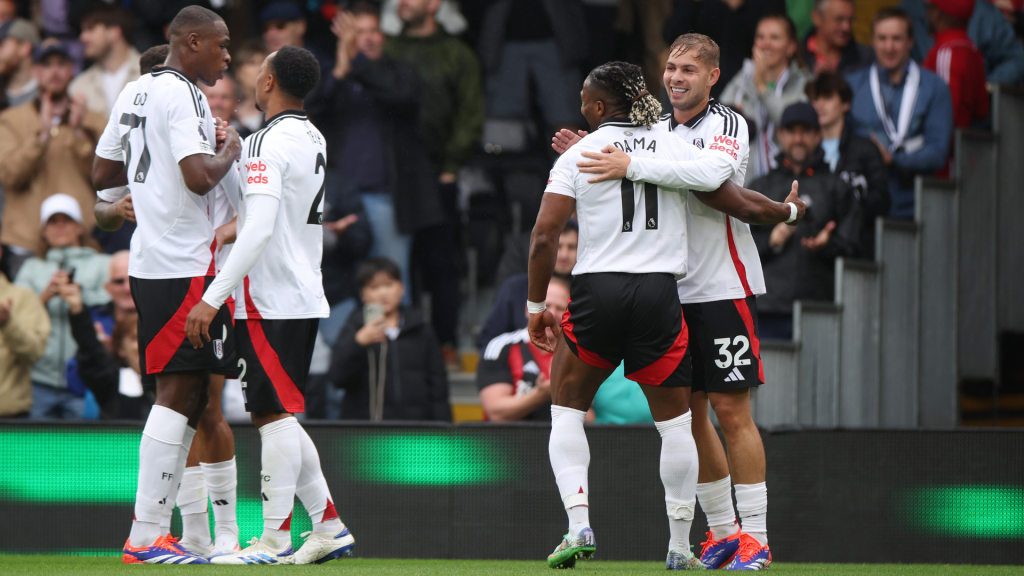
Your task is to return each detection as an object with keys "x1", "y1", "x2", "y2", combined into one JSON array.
[{"x1": 14, "y1": 194, "x2": 111, "y2": 419}]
